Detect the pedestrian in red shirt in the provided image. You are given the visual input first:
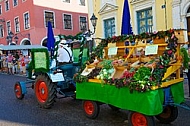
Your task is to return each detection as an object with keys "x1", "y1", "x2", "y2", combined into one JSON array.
[{"x1": 7, "y1": 53, "x2": 13, "y2": 74}]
